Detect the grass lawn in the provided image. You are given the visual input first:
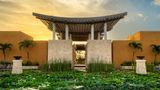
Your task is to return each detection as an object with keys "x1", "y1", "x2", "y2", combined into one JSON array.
[{"x1": 0, "y1": 70, "x2": 160, "y2": 90}]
